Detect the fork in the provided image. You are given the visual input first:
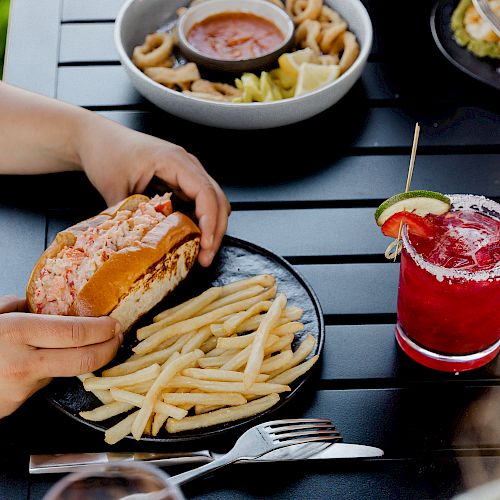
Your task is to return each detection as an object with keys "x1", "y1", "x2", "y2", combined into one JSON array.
[
  {"x1": 472, "y1": 0, "x2": 500, "y2": 37},
  {"x1": 121, "y1": 418, "x2": 341, "y2": 499}
]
